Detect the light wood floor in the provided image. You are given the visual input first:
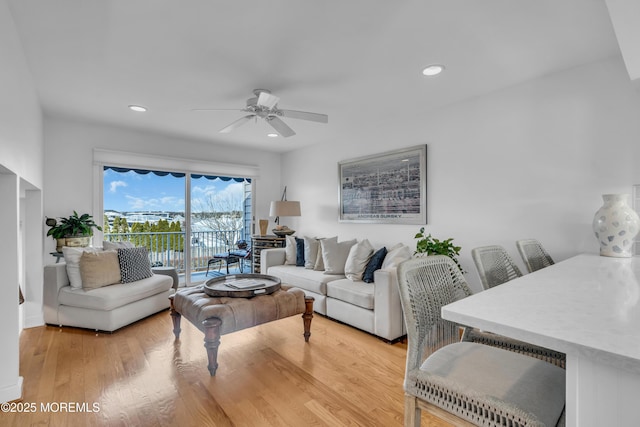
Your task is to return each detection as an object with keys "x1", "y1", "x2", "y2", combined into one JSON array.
[{"x1": 7, "y1": 310, "x2": 453, "y2": 427}]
